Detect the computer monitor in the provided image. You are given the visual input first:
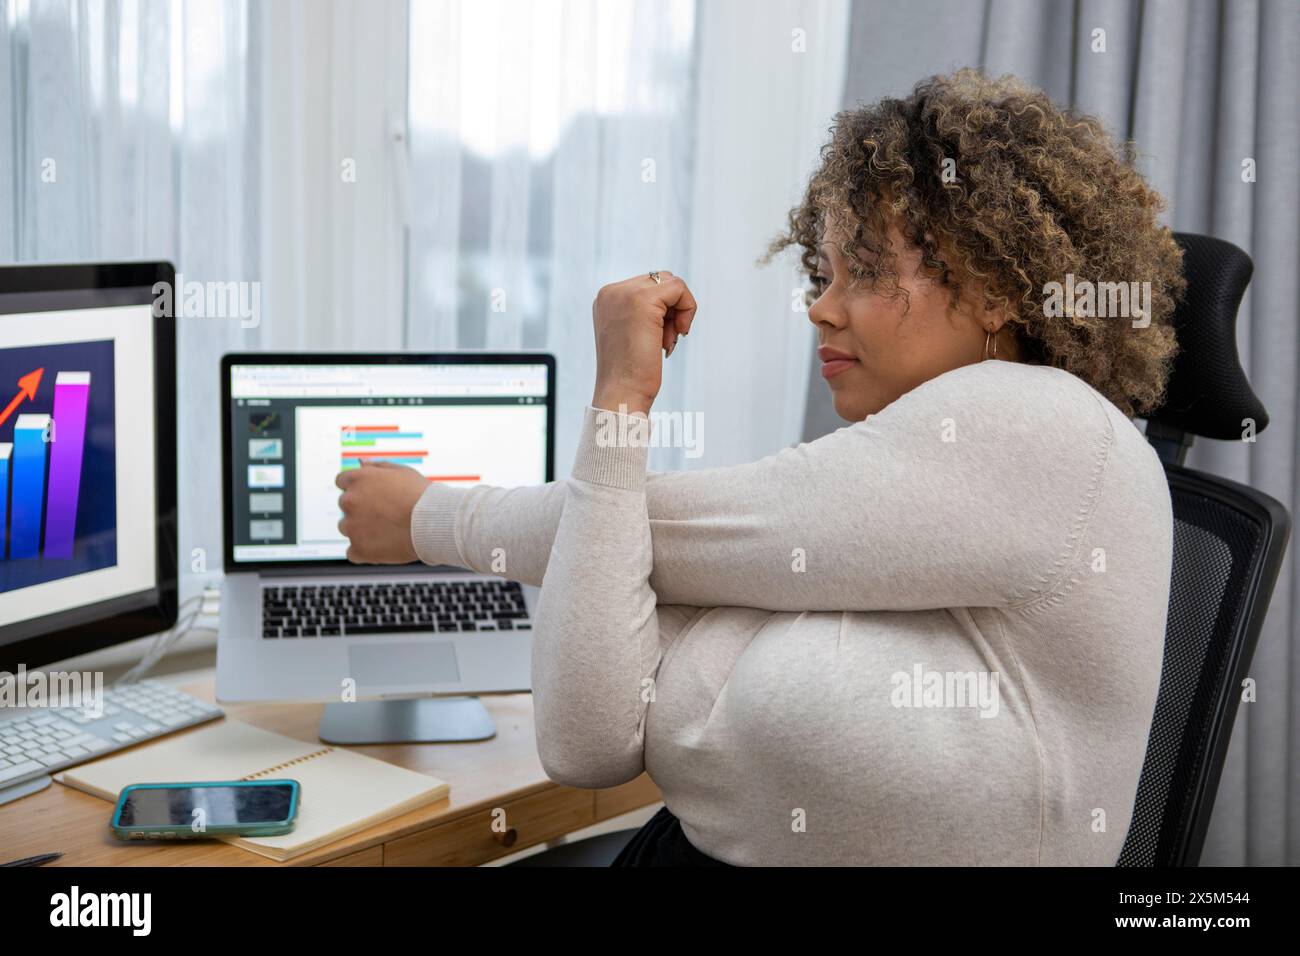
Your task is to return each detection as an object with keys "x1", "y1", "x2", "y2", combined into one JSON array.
[
  {"x1": 220, "y1": 354, "x2": 555, "y2": 571},
  {"x1": 0, "y1": 263, "x2": 178, "y2": 673}
]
